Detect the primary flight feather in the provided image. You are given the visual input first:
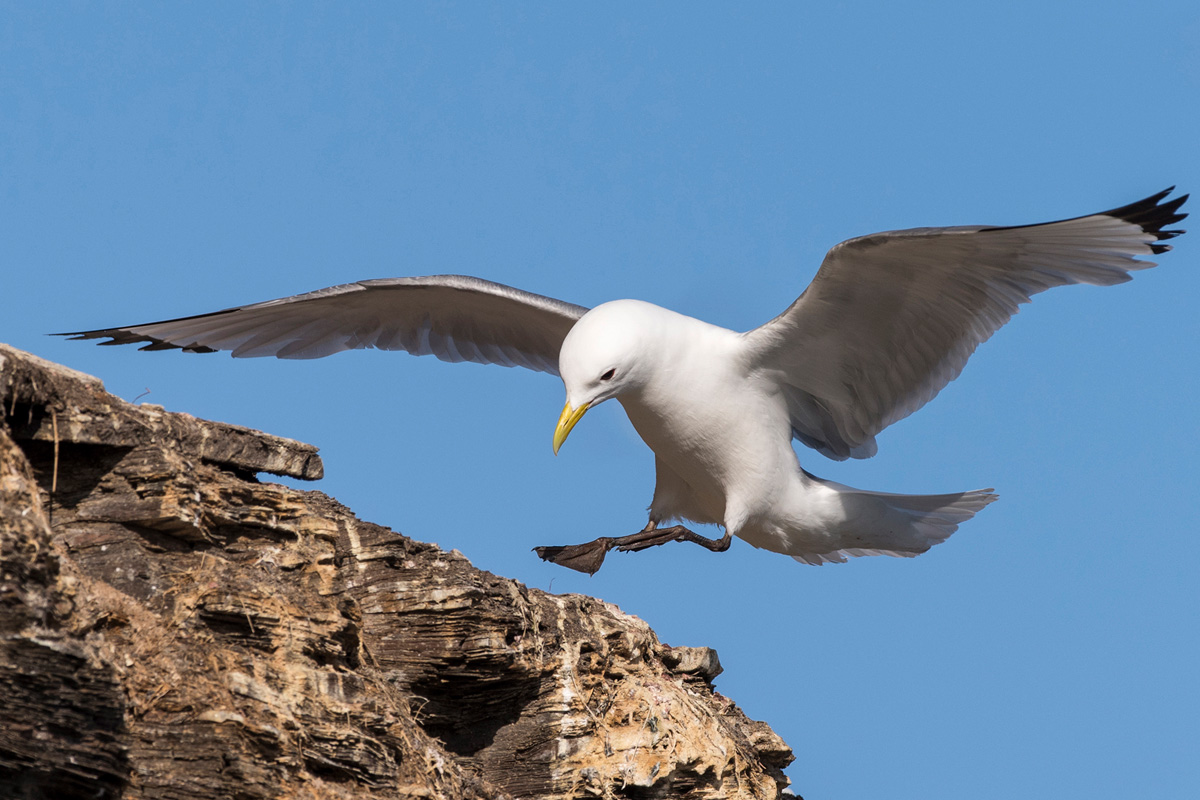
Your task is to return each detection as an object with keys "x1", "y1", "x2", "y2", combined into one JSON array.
[{"x1": 63, "y1": 189, "x2": 1187, "y2": 571}]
